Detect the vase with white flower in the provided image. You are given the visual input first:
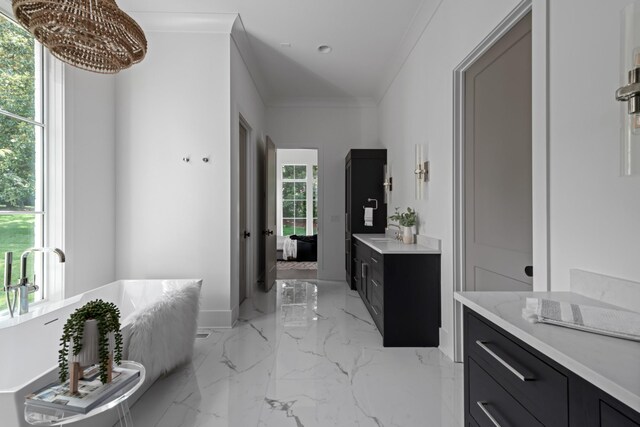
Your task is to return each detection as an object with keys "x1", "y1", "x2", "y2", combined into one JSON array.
[{"x1": 389, "y1": 207, "x2": 417, "y2": 244}]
